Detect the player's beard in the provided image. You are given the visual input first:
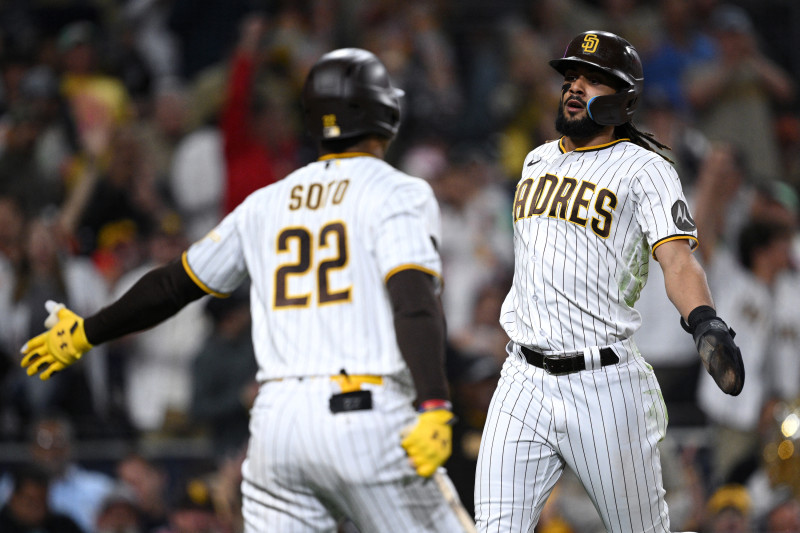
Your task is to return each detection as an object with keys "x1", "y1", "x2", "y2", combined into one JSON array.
[{"x1": 555, "y1": 103, "x2": 605, "y2": 139}]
